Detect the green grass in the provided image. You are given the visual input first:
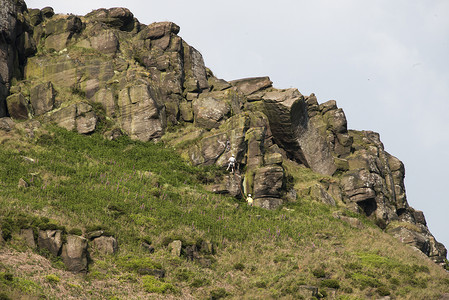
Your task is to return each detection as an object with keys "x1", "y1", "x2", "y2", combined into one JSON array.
[{"x1": 0, "y1": 125, "x2": 448, "y2": 299}]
